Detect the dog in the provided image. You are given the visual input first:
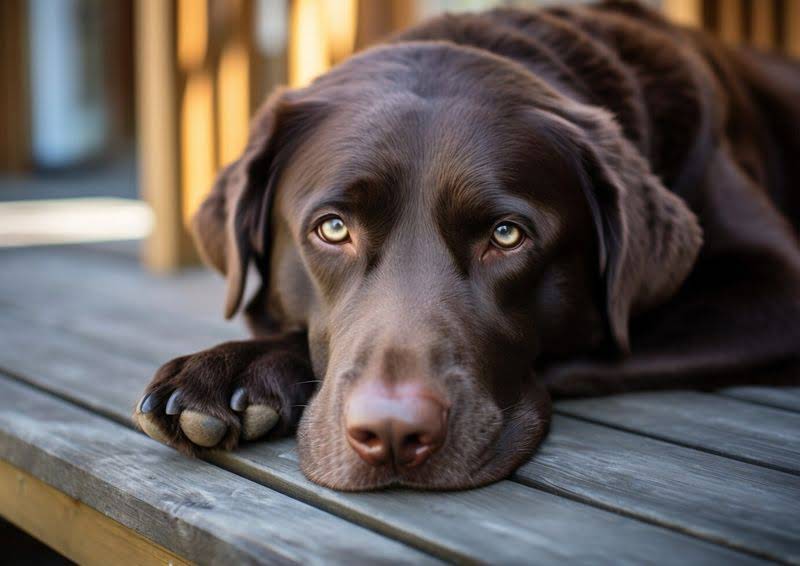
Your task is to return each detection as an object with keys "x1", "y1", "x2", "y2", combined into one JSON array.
[{"x1": 135, "y1": 1, "x2": 800, "y2": 491}]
